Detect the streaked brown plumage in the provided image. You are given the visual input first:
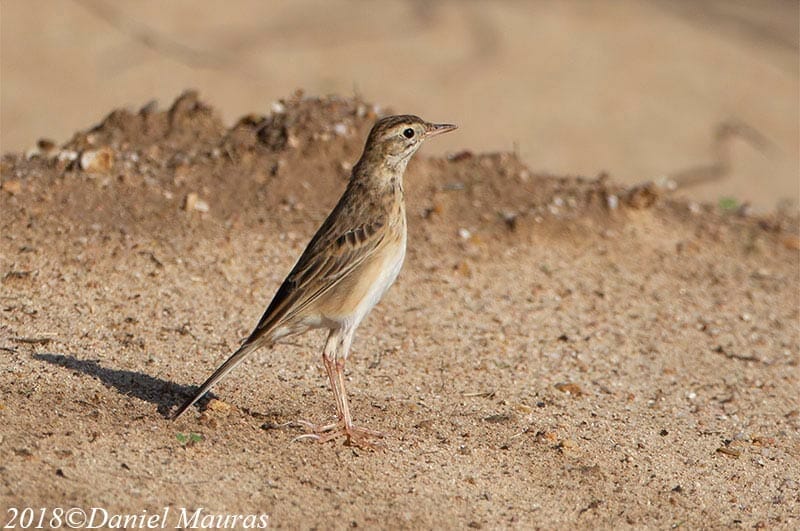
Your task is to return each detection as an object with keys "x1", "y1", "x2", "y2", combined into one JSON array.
[{"x1": 173, "y1": 114, "x2": 456, "y2": 447}]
